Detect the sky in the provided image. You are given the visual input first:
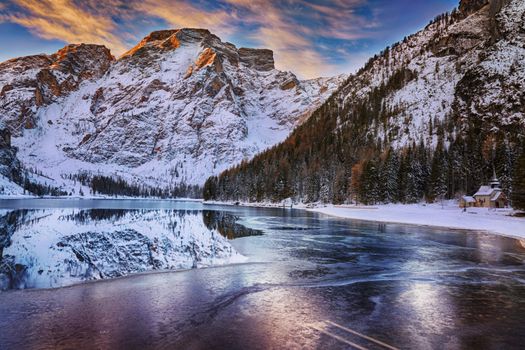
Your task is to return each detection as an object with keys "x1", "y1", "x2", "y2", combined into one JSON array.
[{"x1": 0, "y1": 0, "x2": 458, "y2": 79}]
